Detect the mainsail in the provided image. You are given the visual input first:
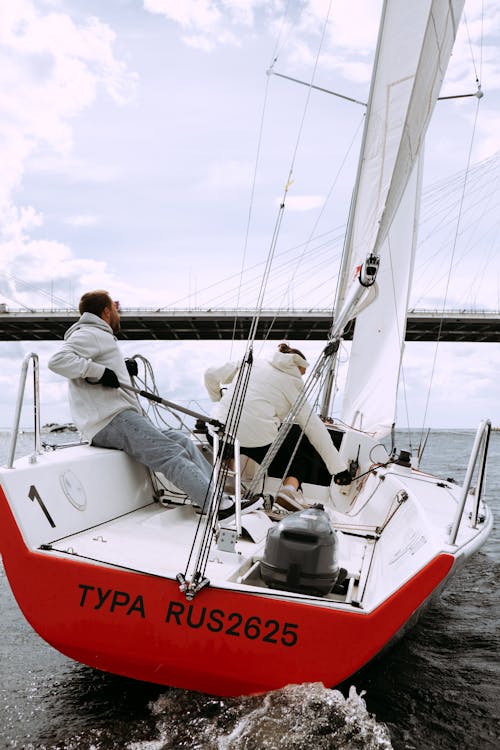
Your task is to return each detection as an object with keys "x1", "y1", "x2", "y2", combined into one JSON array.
[{"x1": 338, "y1": 0, "x2": 465, "y2": 436}]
